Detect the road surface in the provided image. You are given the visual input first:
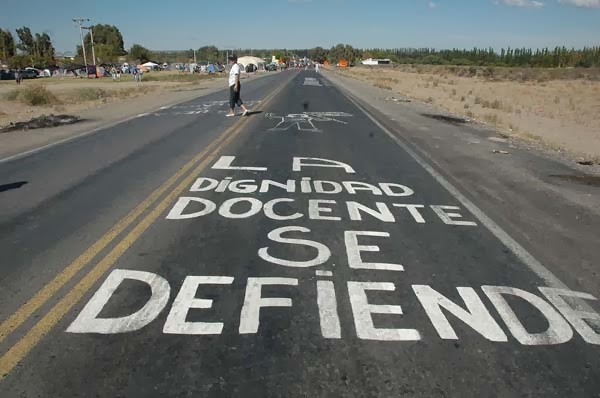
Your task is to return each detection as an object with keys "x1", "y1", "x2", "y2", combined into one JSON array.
[{"x1": 0, "y1": 70, "x2": 599, "y2": 397}]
